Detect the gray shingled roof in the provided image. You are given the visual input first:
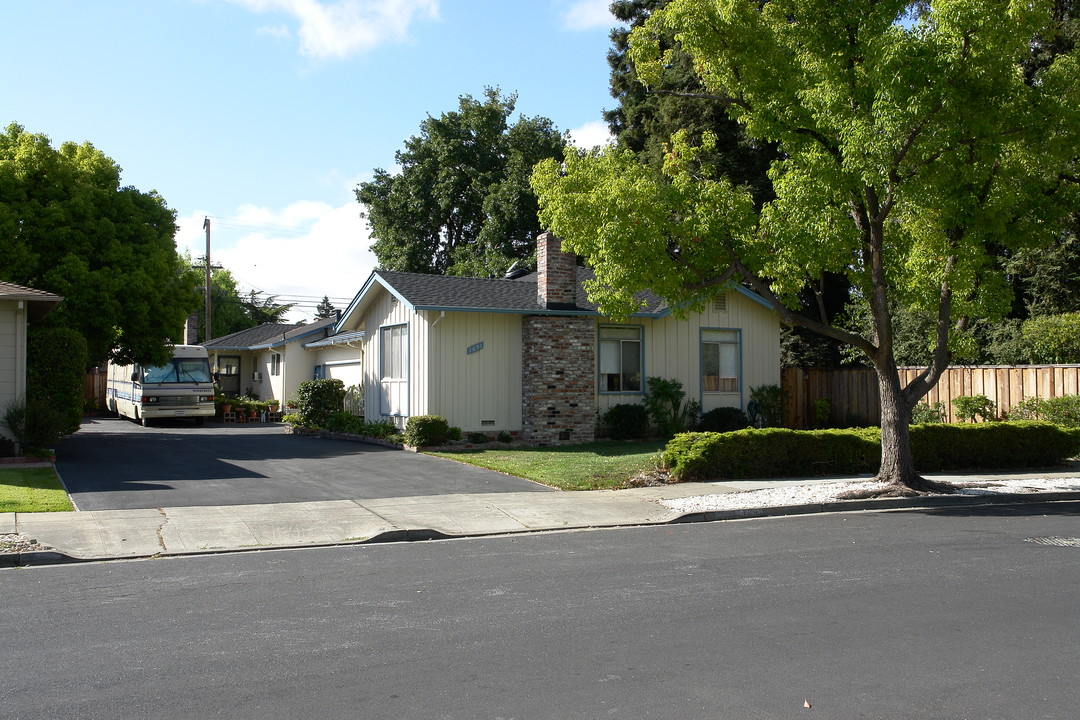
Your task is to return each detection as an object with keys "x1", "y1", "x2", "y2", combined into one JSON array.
[
  {"x1": 202, "y1": 323, "x2": 304, "y2": 350},
  {"x1": 202, "y1": 316, "x2": 338, "y2": 350},
  {"x1": 0, "y1": 281, "x2": 62, "y2": 302},
  {"x1": 376, "y1": 268, "x2": 669, "y2": 315}
]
